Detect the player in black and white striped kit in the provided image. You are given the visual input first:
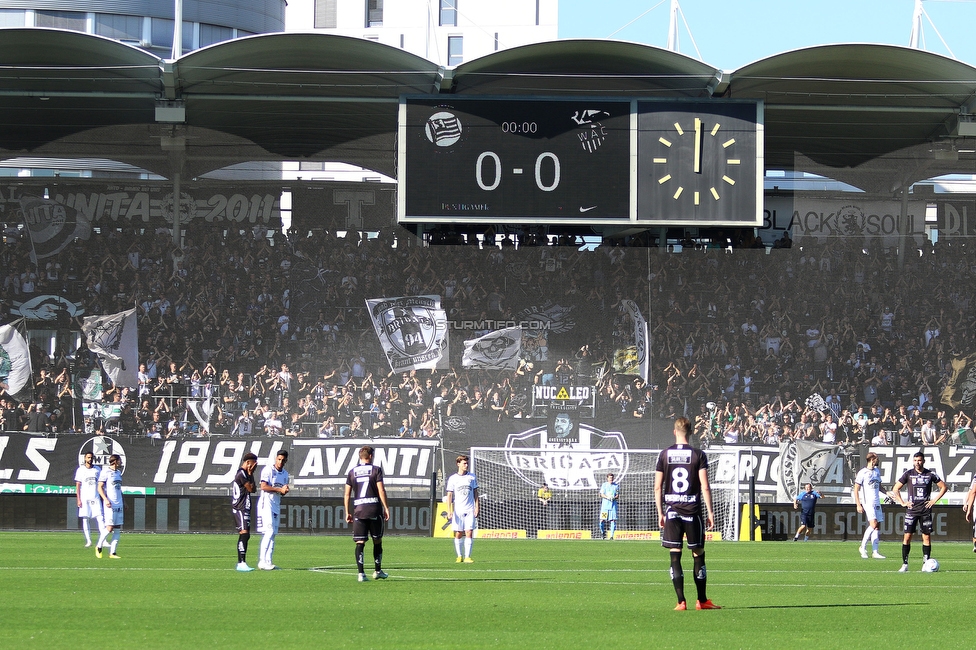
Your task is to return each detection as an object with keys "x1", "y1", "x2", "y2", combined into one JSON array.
[{"x1": 231, "y1": 453, "x2": 258, "y2": 572}]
